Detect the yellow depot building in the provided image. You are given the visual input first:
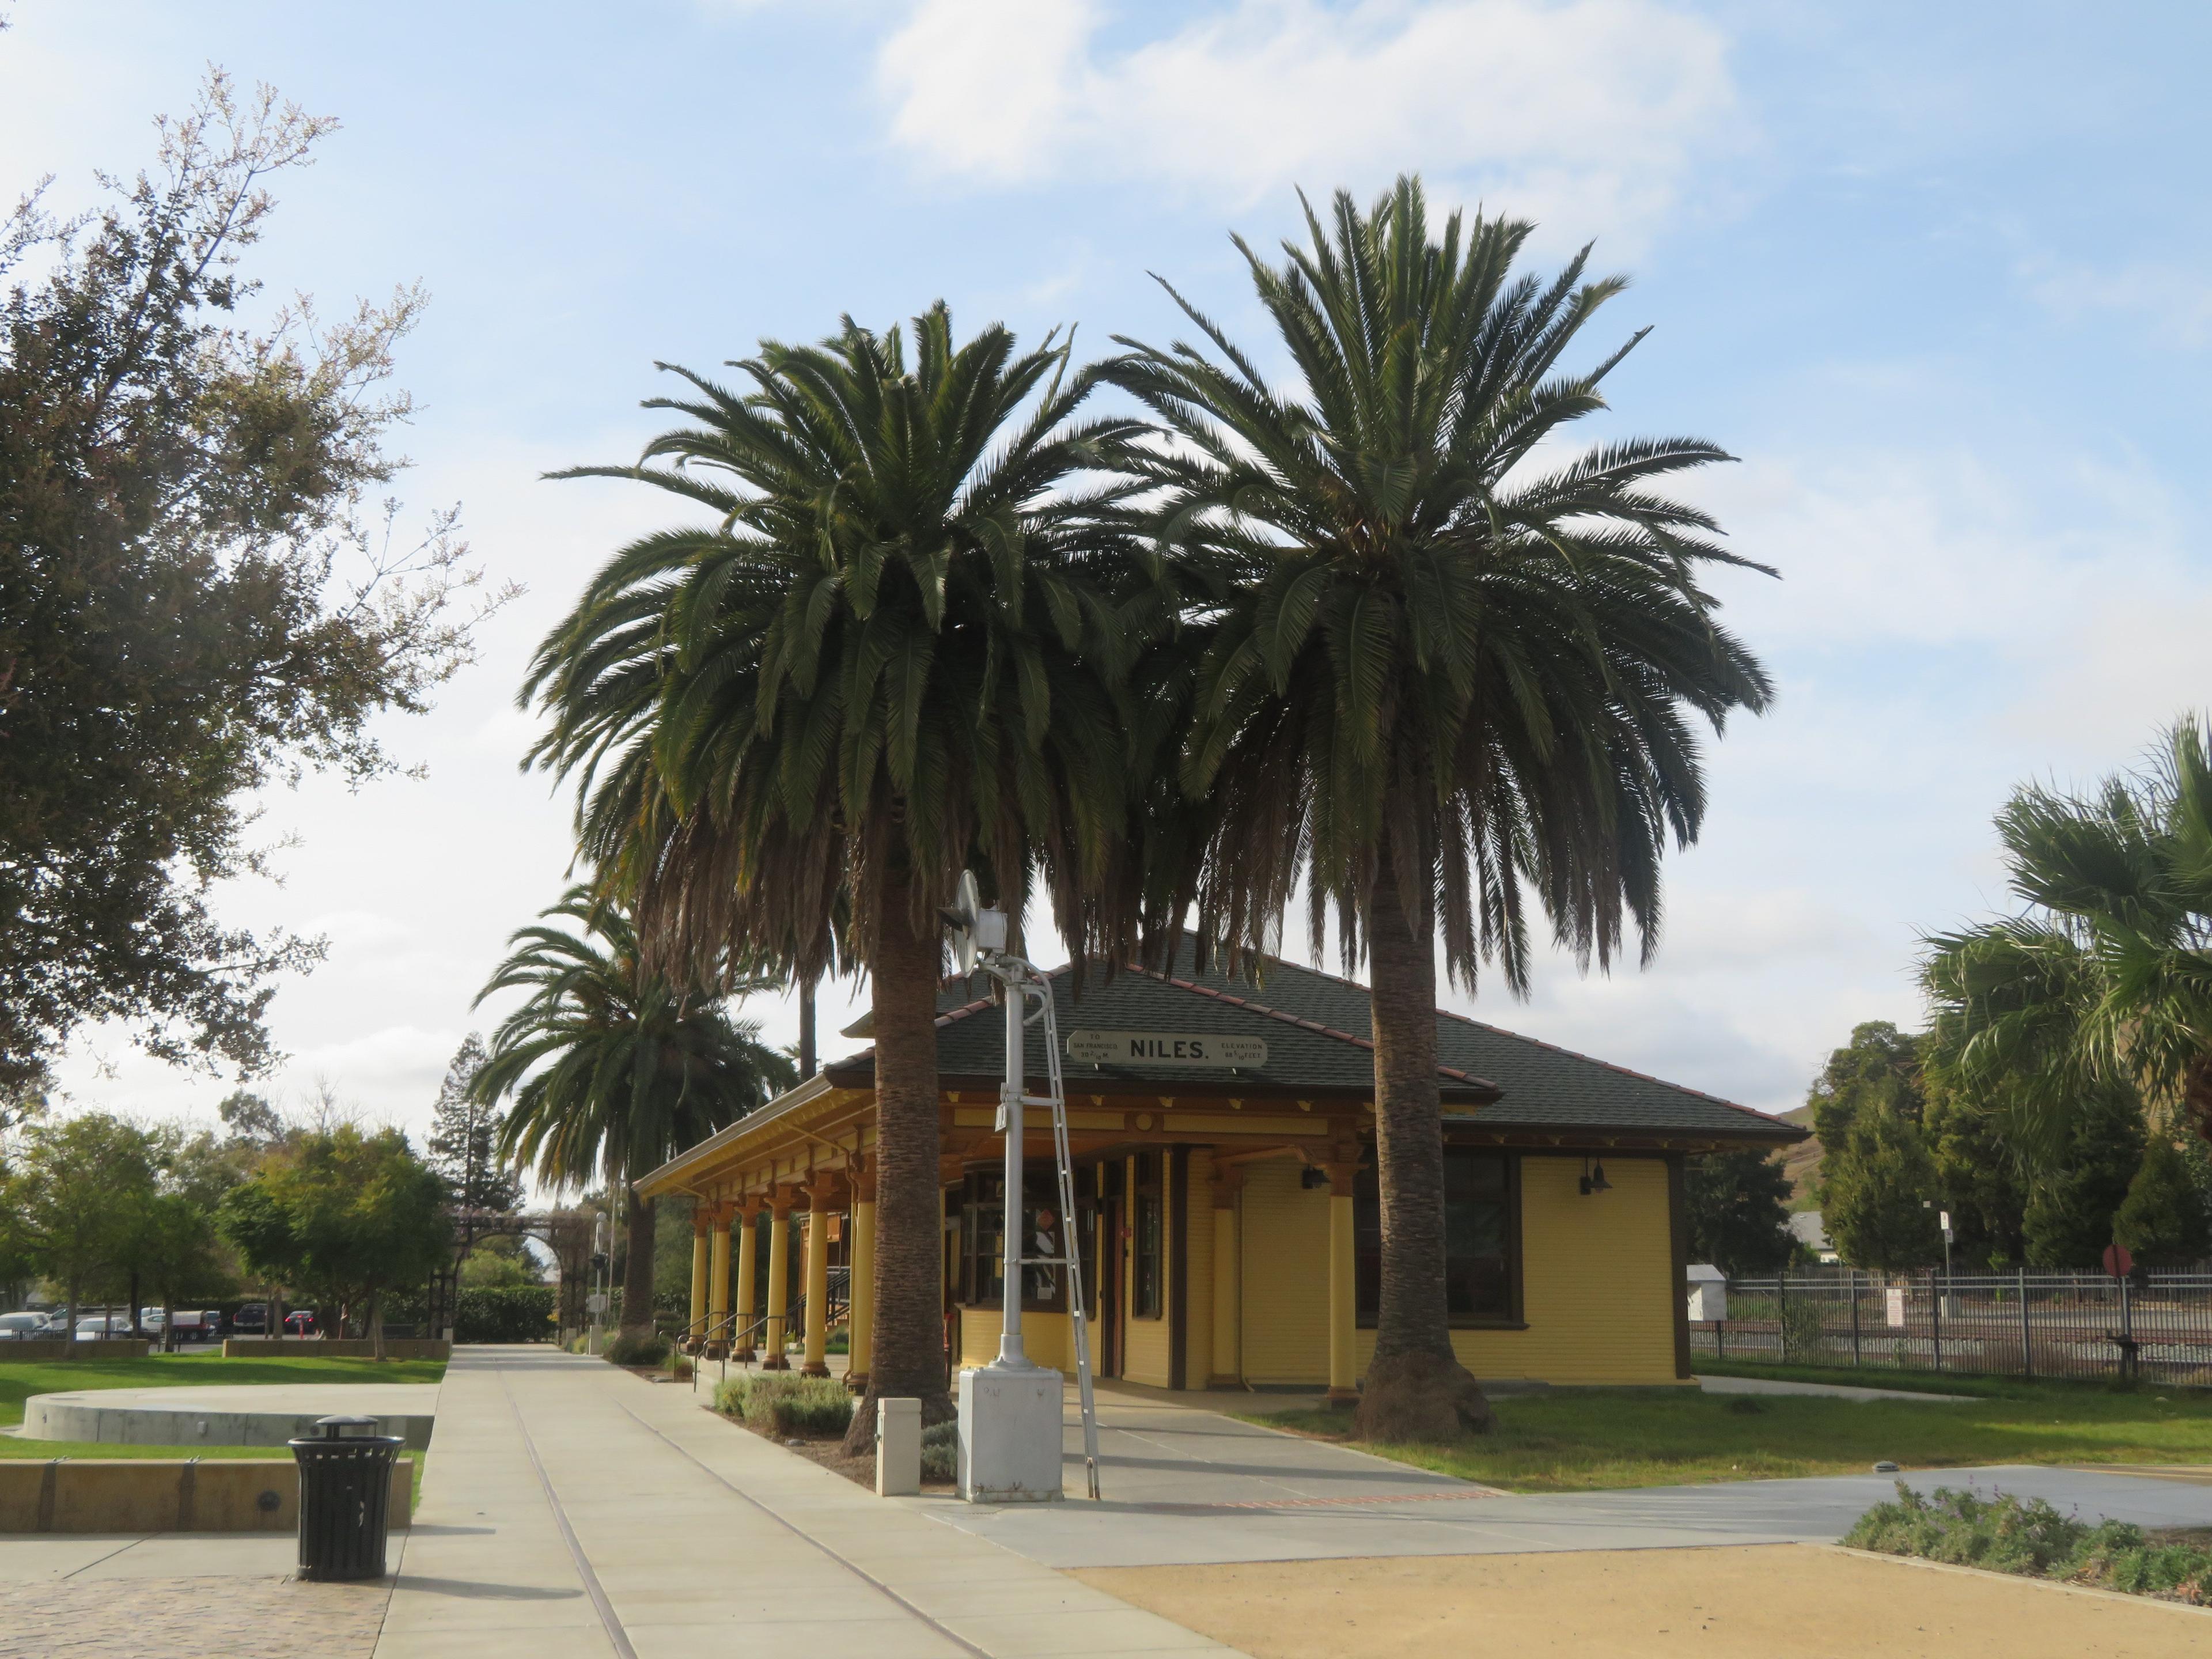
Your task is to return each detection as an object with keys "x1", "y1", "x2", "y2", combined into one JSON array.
[{"x1": 638, "y1": 941, "x2": 1804, "y2": 1398}]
